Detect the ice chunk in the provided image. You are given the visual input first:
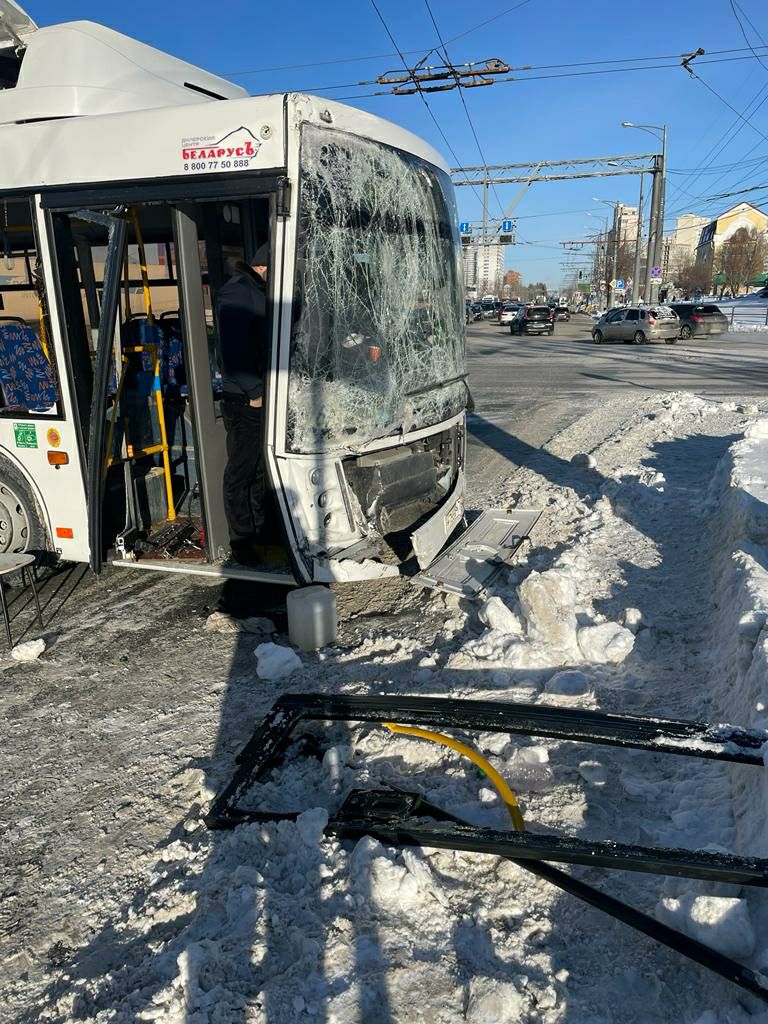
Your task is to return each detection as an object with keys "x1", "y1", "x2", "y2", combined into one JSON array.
[
  {"x1": 479, "y1": 596, "x2": 523, "y2": 635},
  {"x1": 570, "y1": 452, "x2": 596, "y2": 469},
  {"x1": 518, "y1": 569, "x2": 579, "y2": 651},
  {"x1": 545, "y1": 669, "x2": 591, "y2": 696},
  {"x1": 578, "y1": 760, "x2": 608, "y2": 787},
  {"x1": 621, "y1": 607, "x2": 644, "y2": 633},
  {"x1": 578, "y1": 622, "x2": 635, "y2": 664},
  {"x1": 11, "y1": 637, "x2": 45, "y2": 662},
  {"x1": 254, "y1": 642, "x2": 302, "y2": 680},
  {"x1": 506, "y1": 747, "x2": 554, "y2": 792},
  {"x1": 657, "y1": 895, "x2": 755, "y2": 959},
  {"x1": 296, "y1": 807, "x2": 329, "y2": 846}
]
